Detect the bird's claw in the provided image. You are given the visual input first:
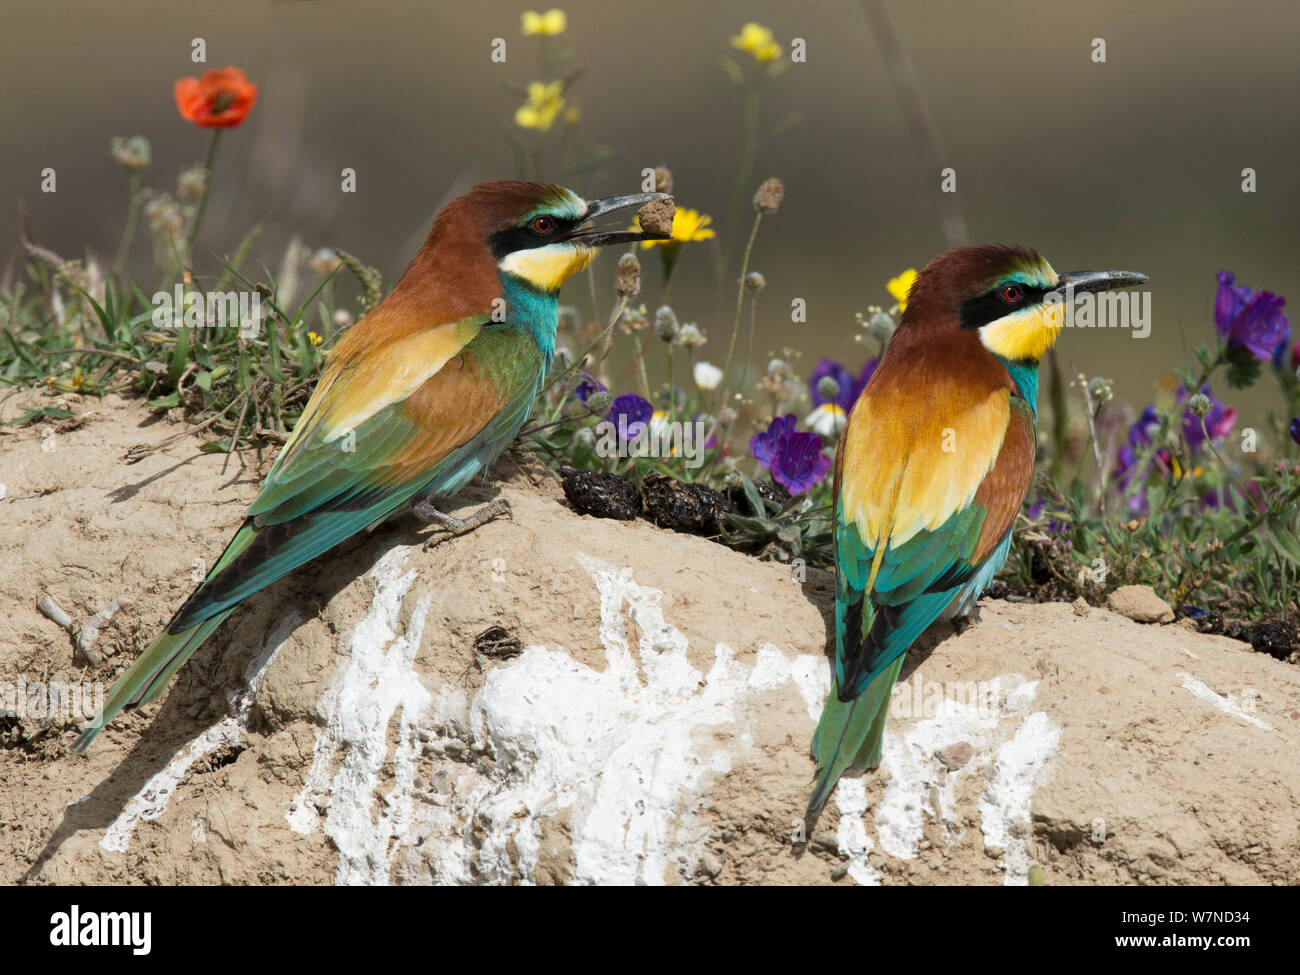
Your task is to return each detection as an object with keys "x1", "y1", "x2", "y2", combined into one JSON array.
[{"x1": 414, "y1": 498, "x2": 513, "y2": 550}]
